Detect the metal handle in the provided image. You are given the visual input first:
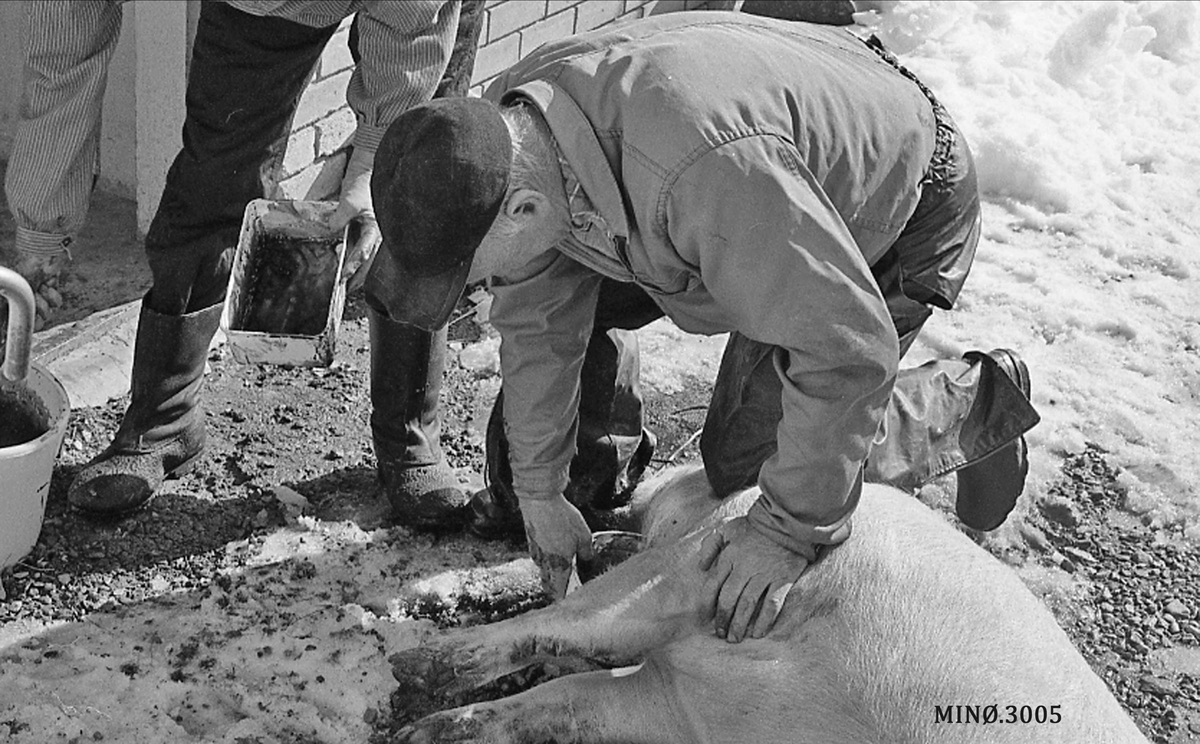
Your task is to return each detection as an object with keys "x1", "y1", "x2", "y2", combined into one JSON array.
[{"x1": 0, "y1": 266, "x2": 35, "y2": 384}]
